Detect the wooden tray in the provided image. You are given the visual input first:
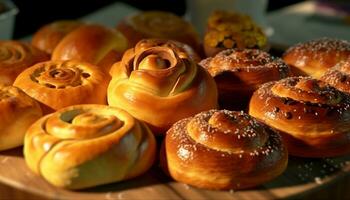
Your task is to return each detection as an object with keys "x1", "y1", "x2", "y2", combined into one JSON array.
[{"x1": 0, "y1": 147, "x2": 350, "y2": 200}]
